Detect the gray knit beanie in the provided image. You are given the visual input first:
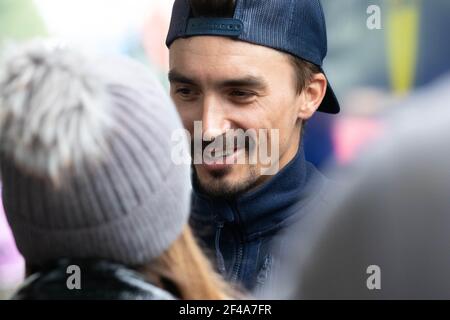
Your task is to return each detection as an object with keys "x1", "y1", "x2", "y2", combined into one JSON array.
[{"x1": 0, "y1": 41, "x2": 191, "y2": 267}]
